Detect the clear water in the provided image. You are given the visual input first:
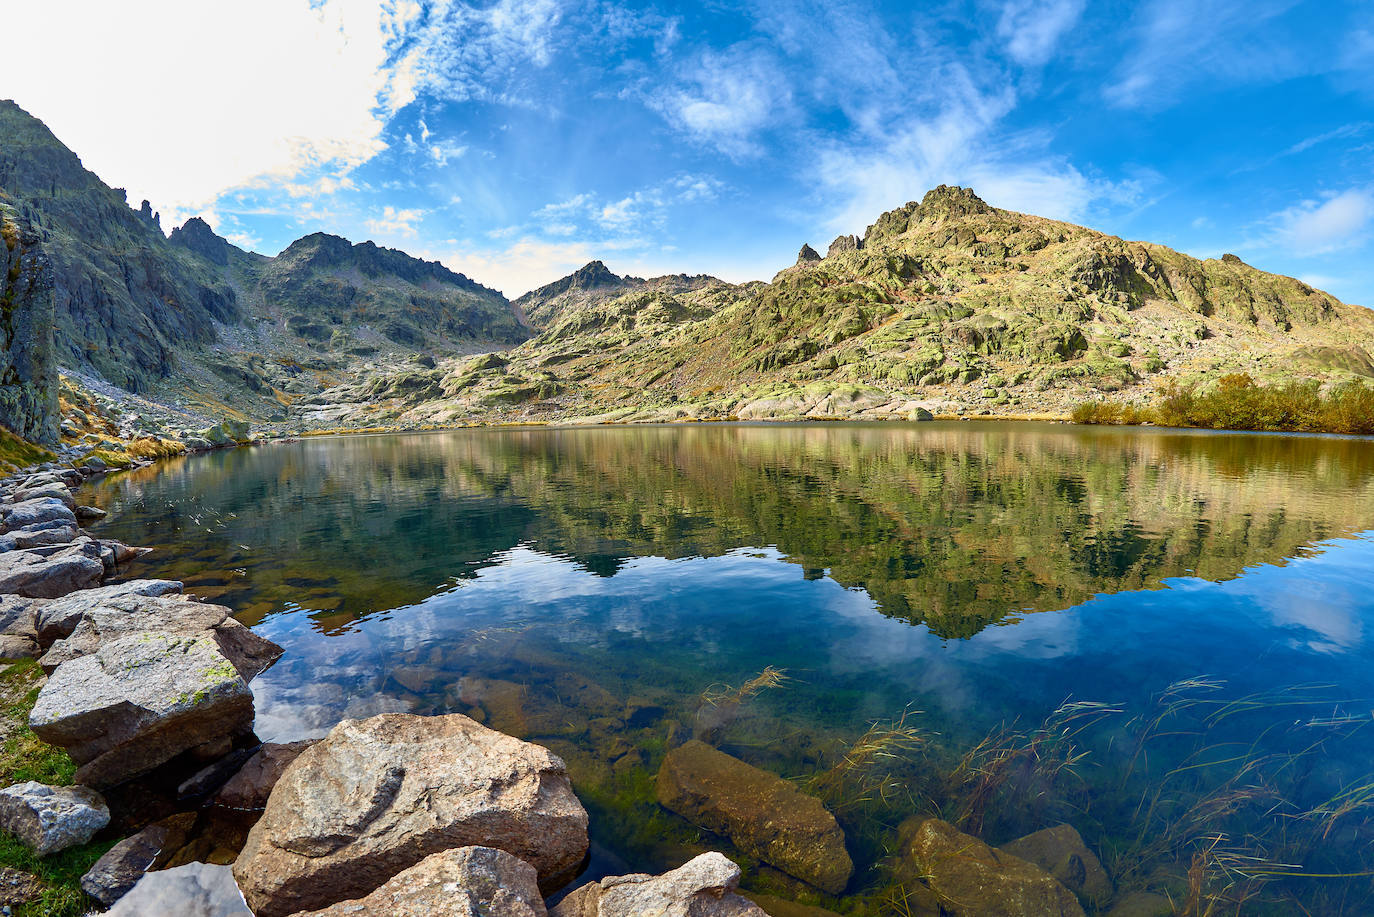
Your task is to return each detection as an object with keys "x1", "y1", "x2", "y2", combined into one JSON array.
[{"x1": 87, "y1": 422, "x2": 1374, "y2": 913}]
